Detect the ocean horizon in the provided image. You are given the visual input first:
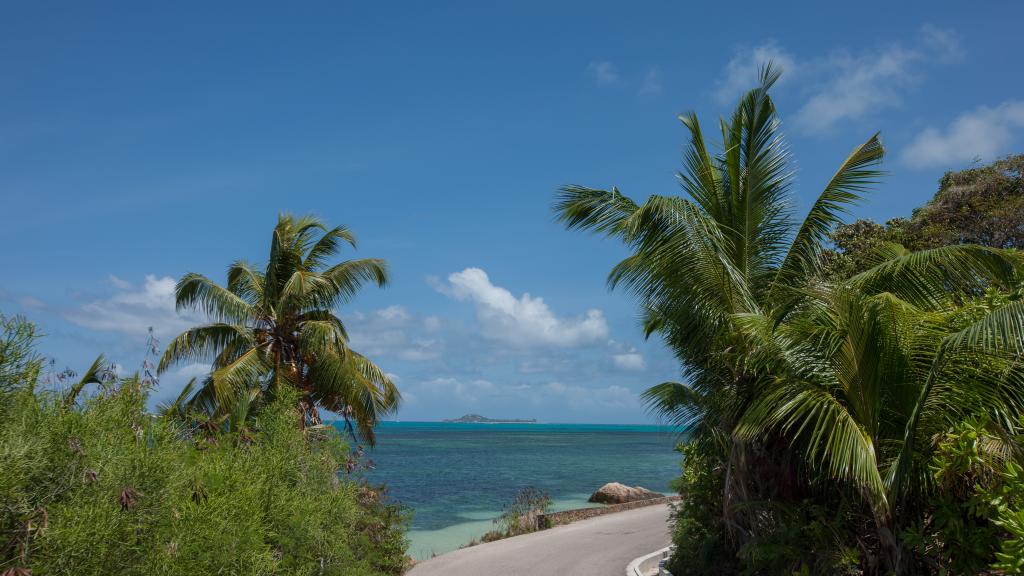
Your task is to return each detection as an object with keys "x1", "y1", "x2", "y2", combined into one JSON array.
[{"x1": 345, "y1": 420, "x2": 684, "y2": 559}]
